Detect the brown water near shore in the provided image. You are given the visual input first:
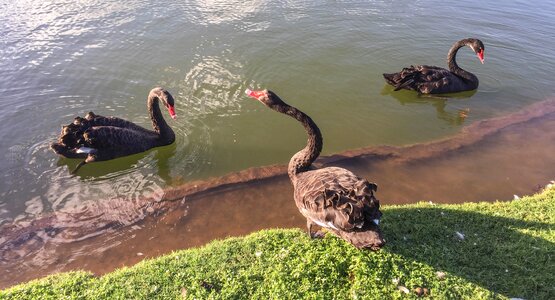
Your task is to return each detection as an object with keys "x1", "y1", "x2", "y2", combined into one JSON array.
[{"x1": 1, "y1": 99, "x2": 555, "y2": 288}]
